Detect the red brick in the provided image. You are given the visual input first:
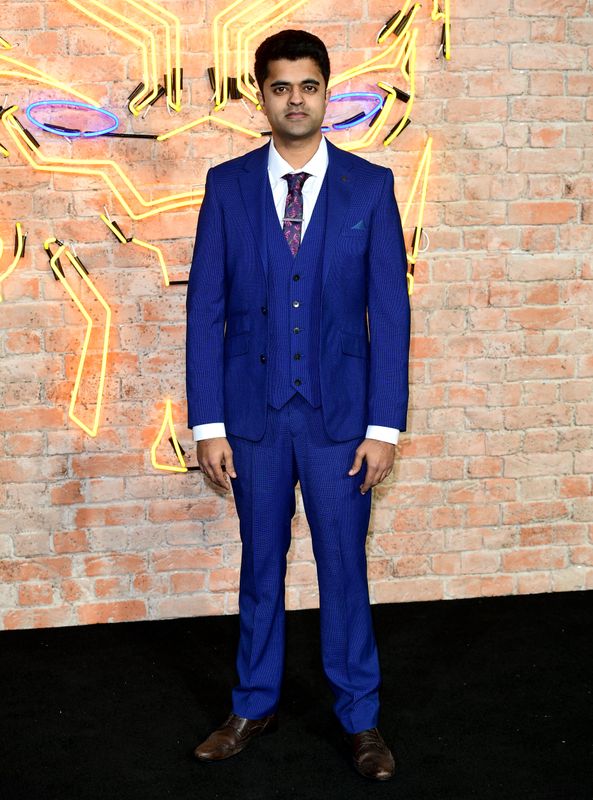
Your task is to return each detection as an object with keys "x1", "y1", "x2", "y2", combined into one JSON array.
[
  {"x1": 502, "y1": 548, "x2": 567, "y2": 572},
  {"x1": 152, "y1": 548, "x2": 222, "y2": 572},
  {"x1": 51, "y1": 481, "x2": 83, "y2": 506},
  {"x1": 83, "y1": 554, "x2": 146, "y2": 577},
  {"x1": 0, "y1": 557, "x2": 72, "y2": 582},
  {"x1": 559, "y1": 476, "x2": 591, "y2": 497},
  {"x1": 170, "y1": 572, "x2": 207, "y2": 593},
  {"x1": 77, "y1": 600, "x2": 147, "y2": 625},
  {"x1": 18, "y1": 582, "x2": 54, "y2": 606},
  {"x1": 3, "y1": 606, "x2": 73, "y2": 630},
  {"x1": 374, "y1": 579, "x2": 444, "y2": 603},
  {"x1": 503, "y1": 502, "x2": 569, "y2": 526},
  {"x1": 94, "y1": 577, "x2": 129, "y2": 598},
  {"x1": 460, "y1": 551, "x2": 501, "y2": 574},
  {"x1": 509, "y1": 202, "x2": 578, "y2": 225},
  {"x1": 155, "y1": 595, "x2": 225, "y2": 618},
  {"x1": 53, "y1": 530, "x2": 89, "y2": 553},
  {"x1": 511, "y1": 44, "x2": 585, "y2": 70}
]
